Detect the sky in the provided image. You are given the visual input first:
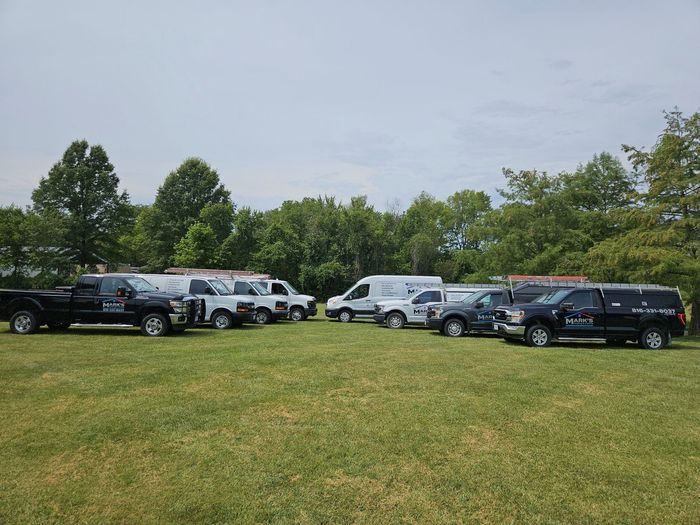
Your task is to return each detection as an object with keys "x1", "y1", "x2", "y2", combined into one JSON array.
[{"x1": 1, "y1": 0, "x2": 698, "y2": 211}]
